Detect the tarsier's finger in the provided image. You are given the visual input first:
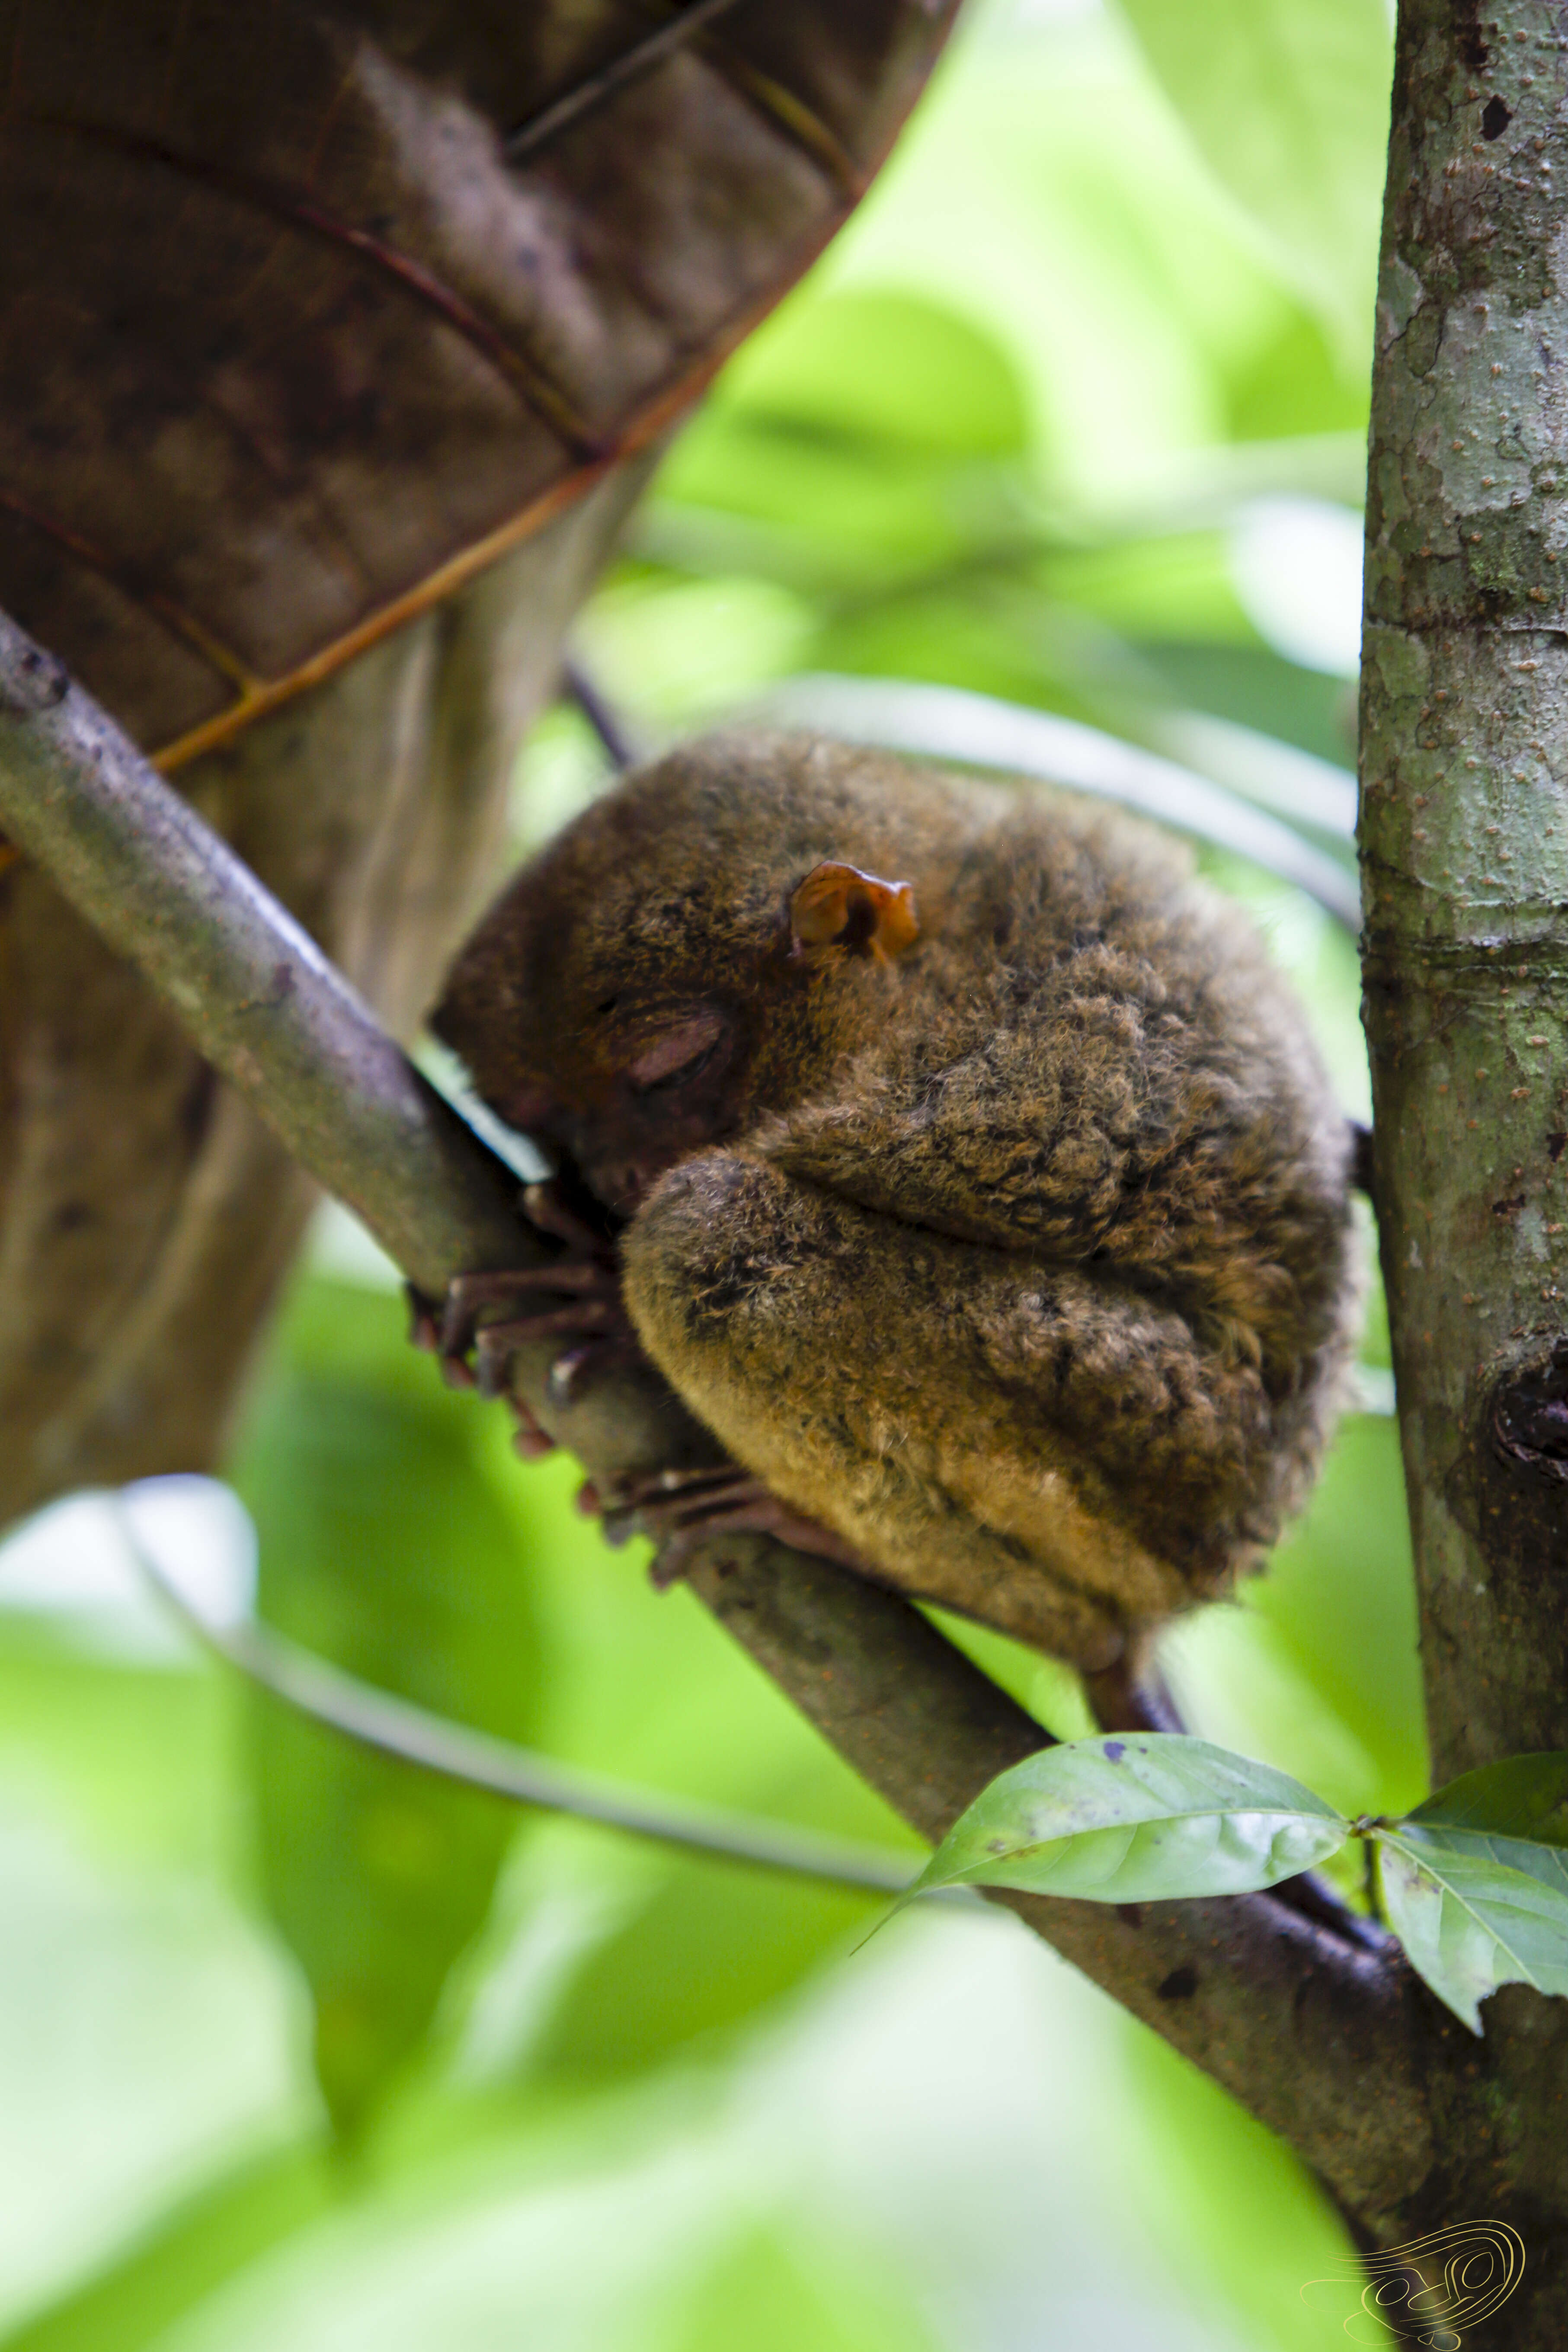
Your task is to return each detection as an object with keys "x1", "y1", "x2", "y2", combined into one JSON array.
[
  {"x1": 597, "y1": 1472, "x2": 753, "y2": 1532},
  {"x1": 610, "y1": 1463, "x2": 754, "y2": 1511},
  {"x1": 577, "y1": 1472, "x2": 747, "y2": 1533},
  {"x1": 509, "y1": 1397, "x2": 557, "y2": 1461},
  {"x1": 474, "y1": 1302, "x2": 623, "y2": 1396},
  {"x1": 644, "y1": 1494, "x2": 869, "y2": 1583},
  {"x1": 471, "y1": 1262, "x2": 618, "y2": 1295},
  {"x1": 406, "y1": 1286, "x2": 442, "y2": 1354},
  {"x1": 474, "y1": 1300, "x2": 621, "y2": 1350},
  {"x1": 442, "y1": 1261, "x2": 622, "y2": 1360},
  {"x1": 440, "y1": 1267, "x2": 548, "y2": 1357}
]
